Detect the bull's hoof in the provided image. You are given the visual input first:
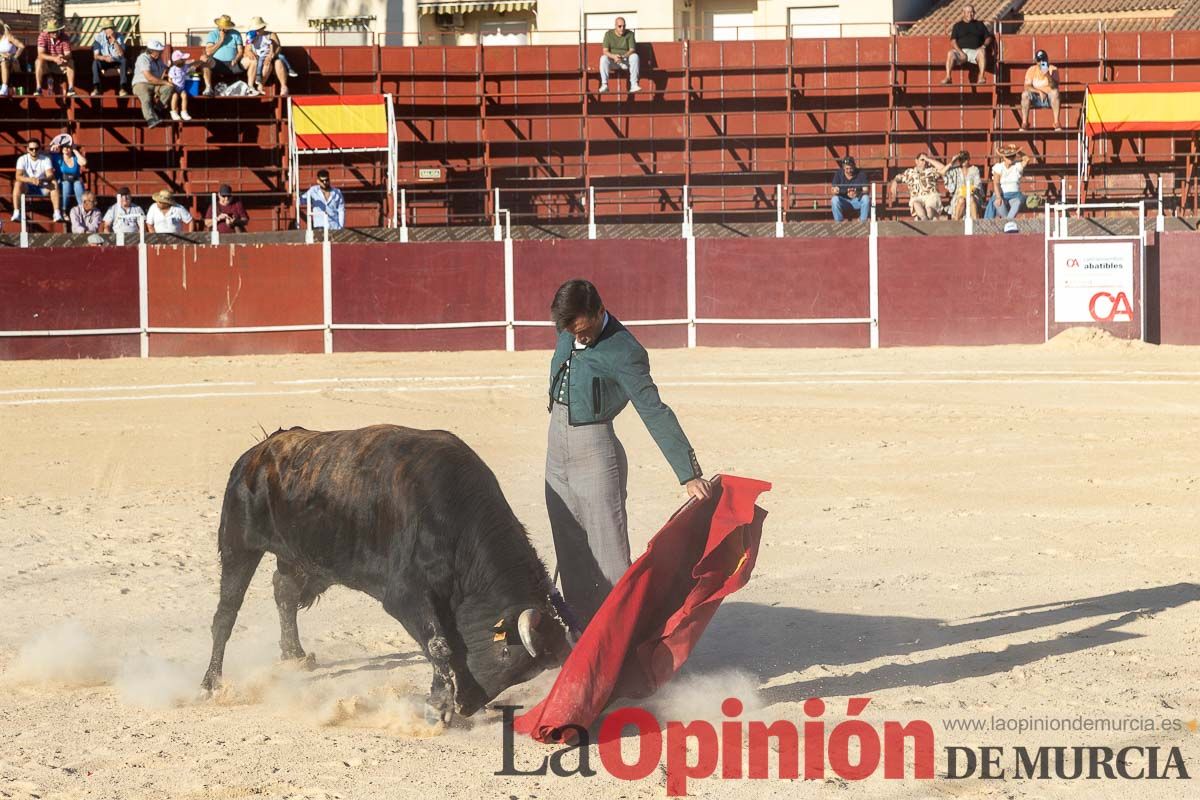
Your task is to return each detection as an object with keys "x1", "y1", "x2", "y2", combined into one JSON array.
[
  {"x1": 424, "y1": 700, "x2": 453, "y2": 727},
  {"x1": 427, "y1": 636, "x2": 451, "y2": 662},
  {"x1": 200, "y1": 670, "x2": 221, "y2": 693}
]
